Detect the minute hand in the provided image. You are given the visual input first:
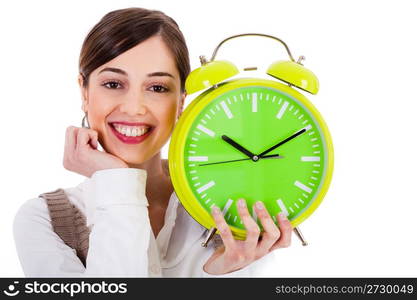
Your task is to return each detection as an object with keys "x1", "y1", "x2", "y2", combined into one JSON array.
[{"x1": 258, "y1": 128, "x2": 307, "y2": 157}]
